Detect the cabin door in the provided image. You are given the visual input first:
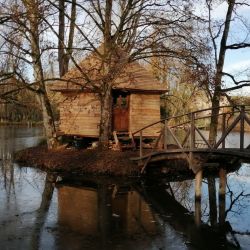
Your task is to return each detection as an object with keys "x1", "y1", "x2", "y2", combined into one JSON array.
[{"x1": 112, "y1": 92, "x2": 130, "y2": 132}]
